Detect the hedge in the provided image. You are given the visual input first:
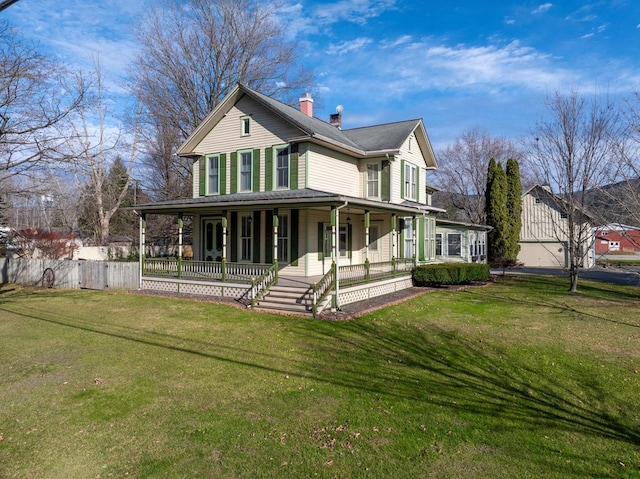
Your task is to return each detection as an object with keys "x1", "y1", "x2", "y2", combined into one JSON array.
[{"x1": 413, "y1": 263, "x2": 490, "y2": 286}]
